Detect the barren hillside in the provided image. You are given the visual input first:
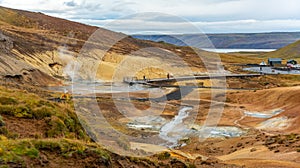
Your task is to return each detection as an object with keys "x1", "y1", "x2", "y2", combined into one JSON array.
[{"x1": 0, "y1": 6, "x2": 214, "y2": 85}]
